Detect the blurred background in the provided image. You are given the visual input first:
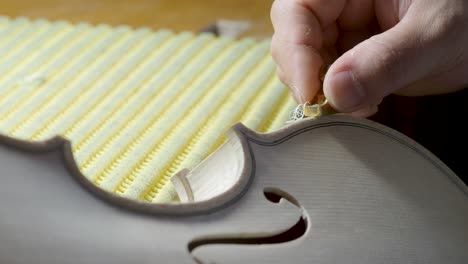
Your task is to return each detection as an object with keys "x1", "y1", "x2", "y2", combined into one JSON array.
[{"x1": 0, "y1": 0, "x2": 273, "y2": 38}]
